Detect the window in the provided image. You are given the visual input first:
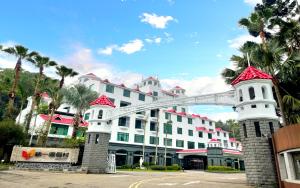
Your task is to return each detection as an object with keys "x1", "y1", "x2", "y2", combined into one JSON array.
[
  {"x1": 188, "y1": 118, "x2": 193, "y2": 124},
  {"x1": 176, "y1": 140, "x2": 184, "y2": 147},
  {"x1": 182, "y1": 108, "x2": 186, "y2": 113},
  {"x1": 188, "y1": 130, "x2": 193, "y2": 136},
  {"x1": 177, "y1": 115, "x2": 182, "y2": 122},
  {"x1": 120, "y1": 101, "x2": 131, "y2": 107},
  {"x1": 148, "y1": 80, "x2": 152, "y2": 85},
  {"x1": 135, "y1": 119, "x2": 143, "y2": 129},
  {"x1": 98, "y1": 110, "x2": 103, "y2": 119},
  {"x1": 50, "y1": 124, "x2": 68, "y2": 135},
  {"x1": 292, "y1": 152, "x2": 300, "y2": 180},
  {"x1": 254, "y1": 122, "x2": 261, "y2": 137},
  {"x1": 150, "y1": 122, "x2": 156, "y2": 131},
  {"x1": 139, "y1": 93, "x2": 145, "y2": 101},
  {"x1": 231, "y1": 142, "x2": 234, "y2": 147},
  {"x1": 84, "y1": 113, "x2": 90, "y2": 120},
  {"x1": 198, "y1": 131, "x2": 203, "y2": 138},
  {"x1": 88, "y1": 134, "x2": 91, "y2": 144},
  {"x1": 164, "y1": 123, "x2": 172, "y2": 134},
  {"x1": 106, "y1": 84, "x2": 114, "y2": 93},
  {"x1": 208, "y1": 133, "x2": 212, "y2": 139},
  {"x1": 198, "y1": 143, "x2": 205, "y2": 148},
  {"x1": 118, "y1": 117, "x2": 129, "y2": 127},
  {"x1": 249, "y1": 87, "x2": 255, "y2": 100},
  {"x1": 117, "y1": 132, "x2": 129, "y2": 142},
  {"x1": 134, "y1": 134, "x2": 144, "y2": 143},
  {"x1": 243, "y1": 123, "x2": 247, "y2": 138},
  {"x1": 265, "y1": 104, "x2": 269, "y2": 108},
  {"x1": 187, "y1": 141, "x2": 195, "y2": 149},
  {"x1": 150, "y1": 109, "x2": 157, "y2": 117},
  {"x1": 108, "y1": 98, "x2": 115, "y2": 104},
  {"x1": 223, "y1": 140, "x2": 228, "y2": 148},
  {"x1": 172, "y1": 106, "x2": 177, "y2": 111},
  {"x1": 269, "y1": 122, "x2": 274, "y2": 134},
  {"x1": 224, "y1": 132, "x2": 227, "y2": 137},
  {"x1": 209, "y1": 129, "x2": 214, "y2": 132},
  {"x1": 251, "y1": 104, "x2": 257, "y2": 108},
  {"x1": 153, "y1": 91, "x2": 158, "y2": 96},
  {"x1": 239, "y1": 89, "x2": 243, "y2": 102},
  {"x1": 95, "y1": 134, "x2": 99, "y2": 144},
  {"x1": 165, "y1": 113, "x2": 170, "y2": 120},
  {"x1": 150, "y1": 136, "x2": 159, "y2": 145},
  {"x1": 164, "y1": 138, "x2": 172, "y2": 146},
  {"x1": 123, "y1": 89, "x2": 130, "y2": 97},
  {"x1": 209, "y1": 121, "x2": 212, "y2": 126},
  {"x1": 154, "y1": 81, "x2": 157, "y2": 86},
  {"x1": 202, "y1": 120, "x2": 205, "y2": 124},
  {"x1": 217, "y1": 132, "x2": 220, "y2": 136},
  {"x1": 262, "y1": 86, "x2": 267, "y2": 99},
  {"x1": 177, "y1": 127, "x2": 182, "y2": 134}
]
